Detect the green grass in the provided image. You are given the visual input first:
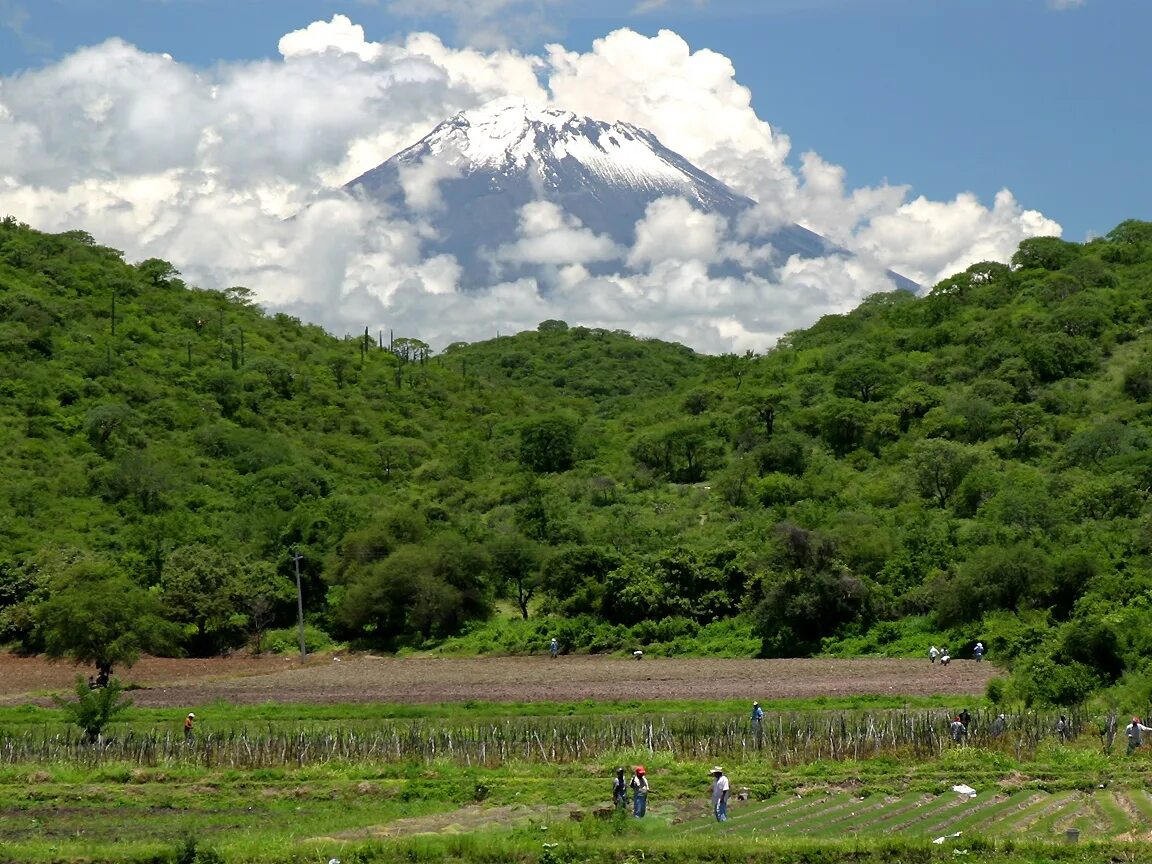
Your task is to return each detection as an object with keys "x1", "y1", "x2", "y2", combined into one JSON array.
[
  {"x1": 0, "y1": 693, "x2": 983, "y2": 731},
  {"x1": 3, "y1": 711, "x2": 1152, "y2": 863}
]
